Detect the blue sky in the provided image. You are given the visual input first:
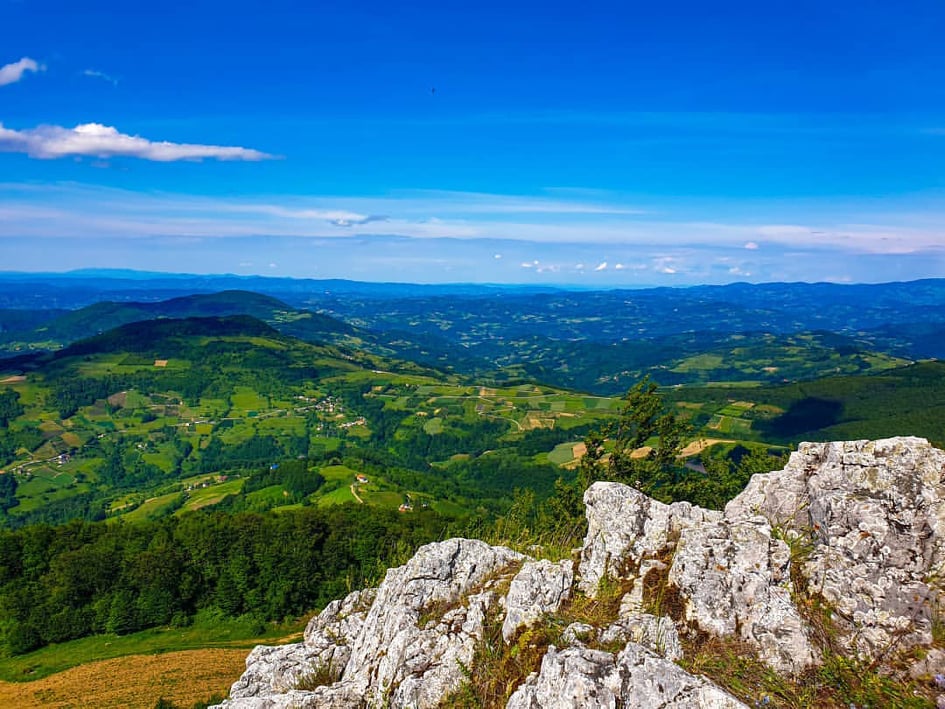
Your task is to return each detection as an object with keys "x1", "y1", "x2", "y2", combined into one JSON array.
[{"x1": 2, "y1": 0, "x2": 944, "y2": 285}]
